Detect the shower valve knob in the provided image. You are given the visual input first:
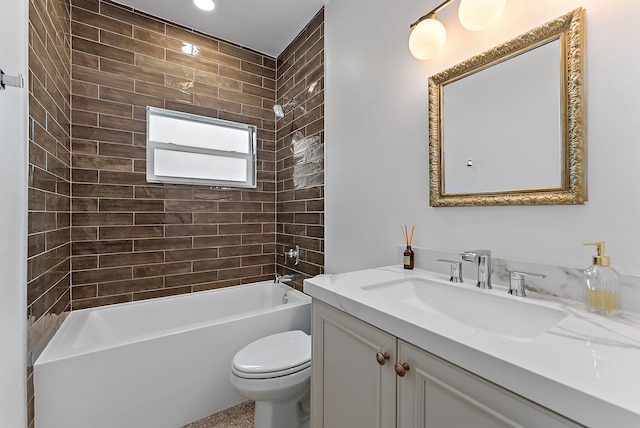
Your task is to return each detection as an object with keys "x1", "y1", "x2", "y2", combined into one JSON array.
[{"x1": 283, "y1": 245, "x2": 300, "y2": 266}]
